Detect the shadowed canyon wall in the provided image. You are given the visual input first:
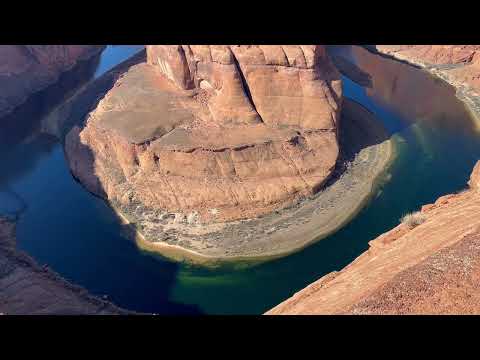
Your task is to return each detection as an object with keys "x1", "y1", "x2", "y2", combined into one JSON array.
[{"x1": 0, "y1": 45, "x2": 105, "y2": 118}]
